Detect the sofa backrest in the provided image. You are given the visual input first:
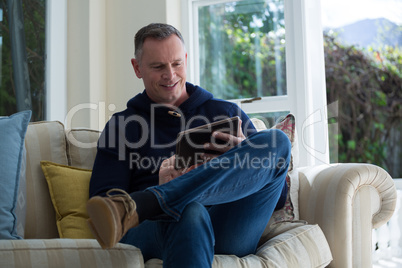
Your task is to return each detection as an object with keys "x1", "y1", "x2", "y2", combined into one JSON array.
[
  {"x1": 65, "y1": 128, "x2": 100, "y2": 170},
  {"x1": 24, "y1": 121, "x2": 68, "y2": 238},
  {"x1": 24, "y1": 121, "x2": 100, "y2": 239}
]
